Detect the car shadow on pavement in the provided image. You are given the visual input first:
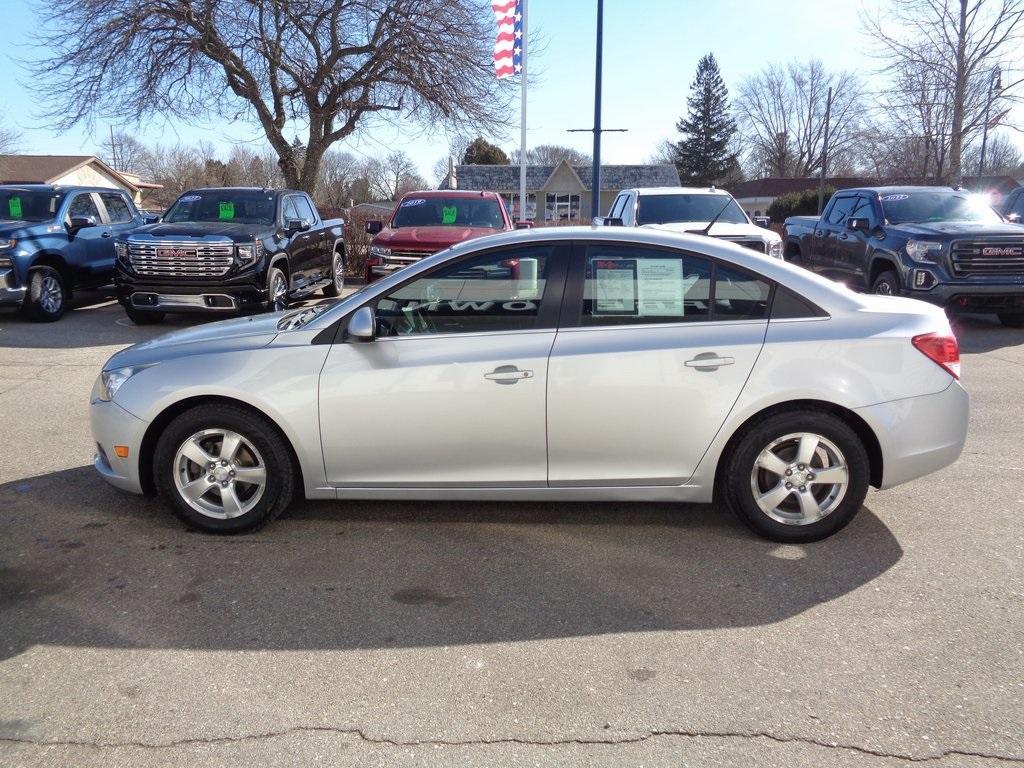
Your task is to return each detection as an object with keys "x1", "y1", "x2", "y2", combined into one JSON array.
[
  {"x1": 0, "y1": 467, "x2": 903, "y2": 660},
  {"x1": 949, "y1": 313, "x2": 1024, "y2": 353}
]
